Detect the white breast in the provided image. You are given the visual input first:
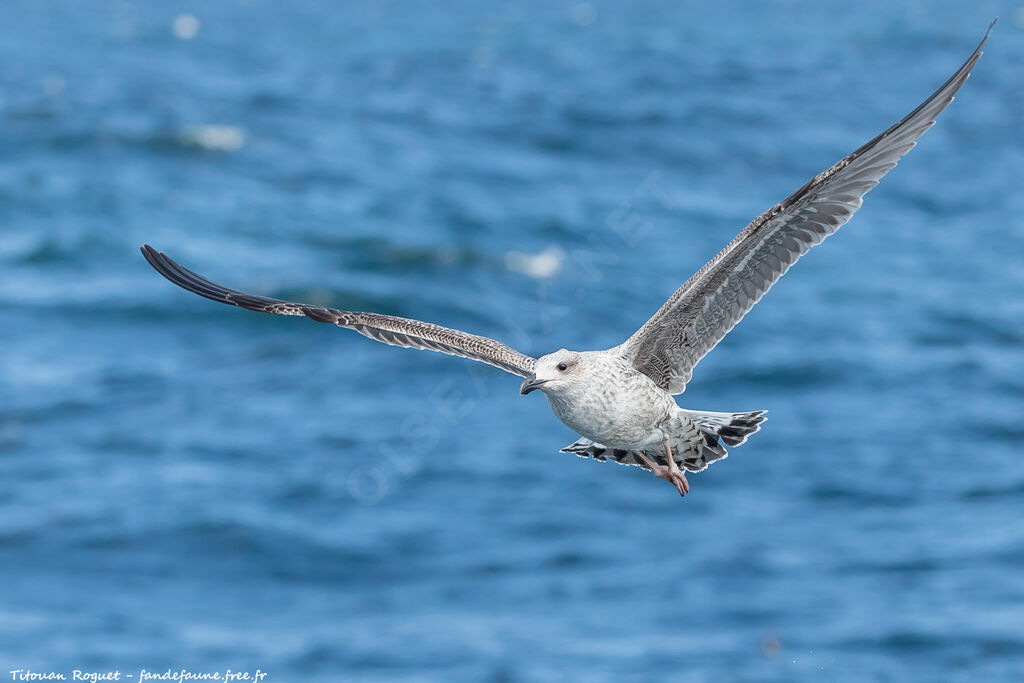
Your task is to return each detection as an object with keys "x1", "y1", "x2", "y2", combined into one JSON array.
[{"x1": 546, "y1": 353, "x2": 675, "y2": 450}]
